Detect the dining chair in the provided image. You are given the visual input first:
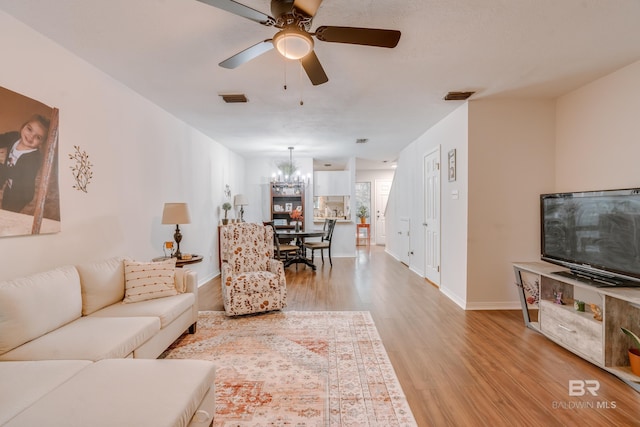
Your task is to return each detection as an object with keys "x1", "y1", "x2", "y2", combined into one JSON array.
[
  {"x1": 264, "y1": 222, "x2": 298, "y2": 261},
  {"x1": 303, "y1": 219, "x2": 337, "y2": 266}
]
